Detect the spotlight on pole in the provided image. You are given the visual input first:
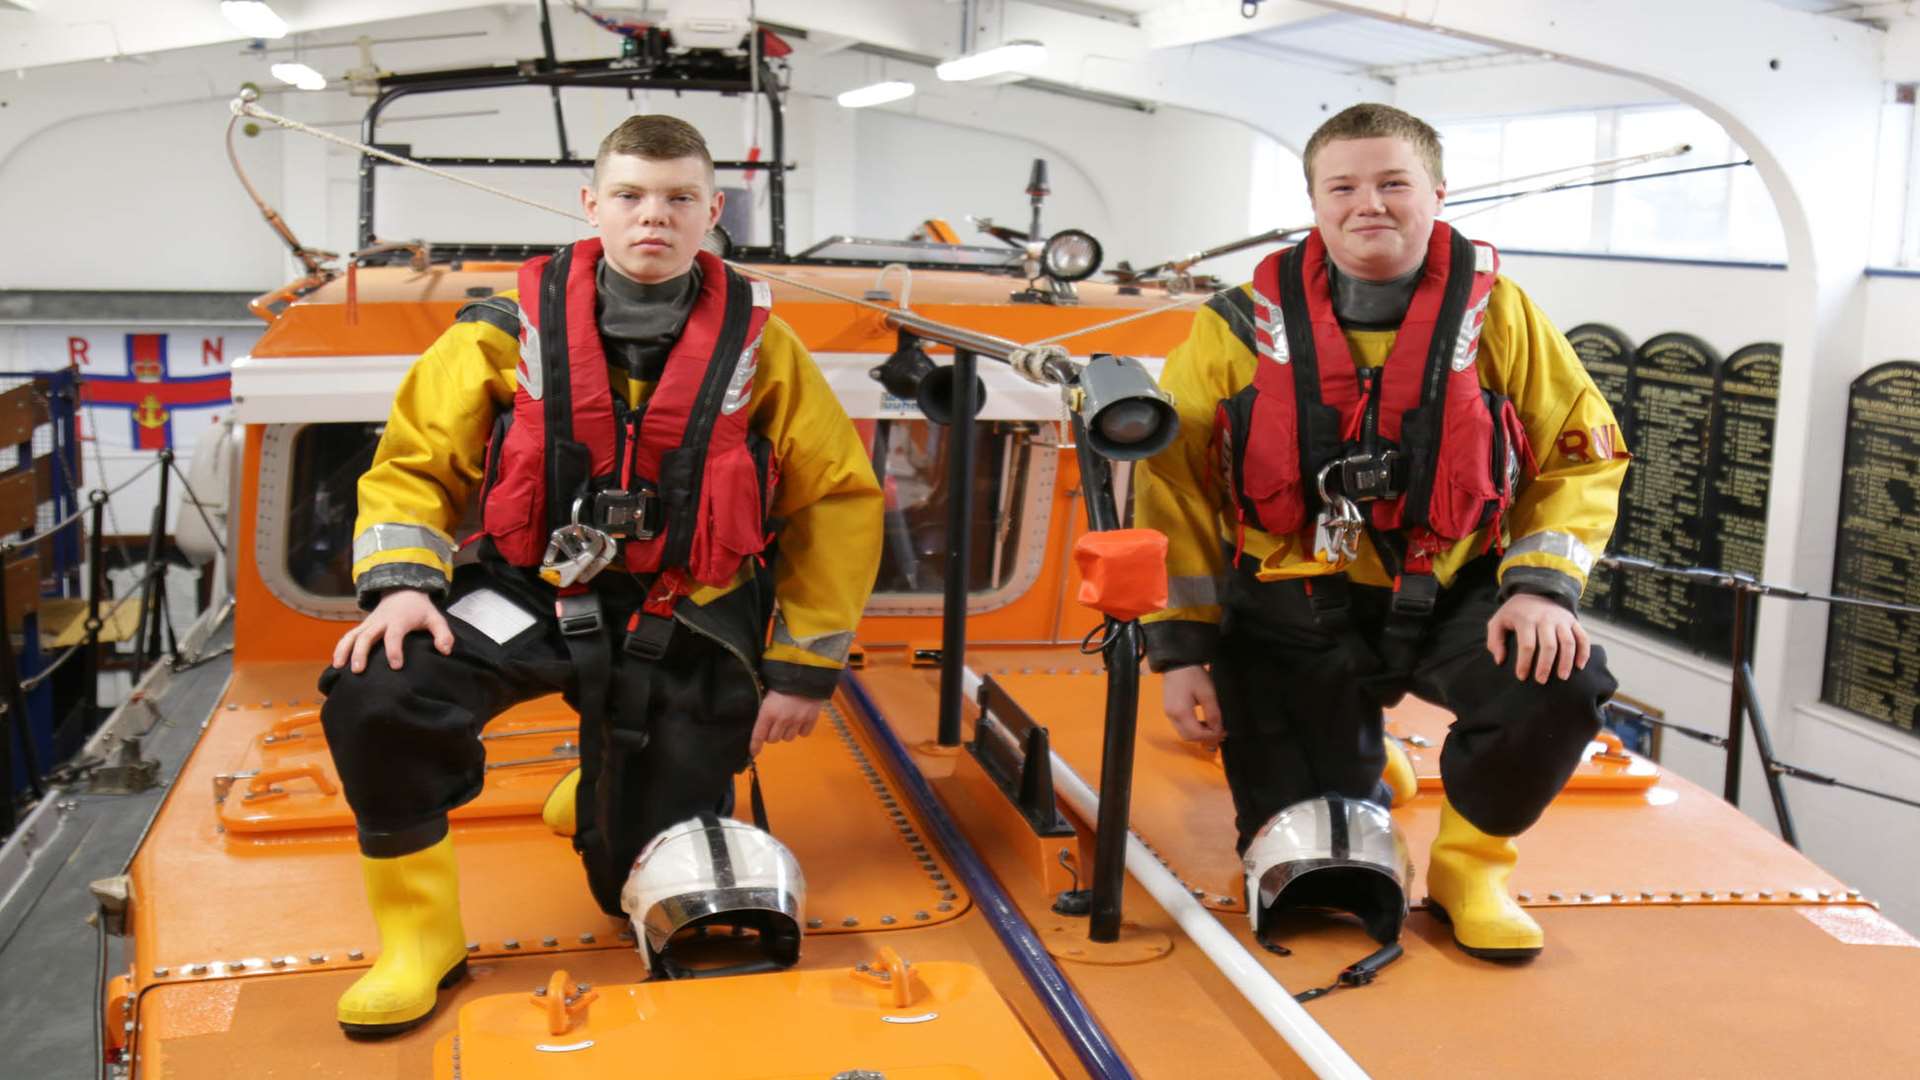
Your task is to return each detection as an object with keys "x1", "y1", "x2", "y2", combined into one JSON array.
[
  {"x1": 868, "y1": 331, "x2": 986, "y2": 424},
  {"x1": 1072, "y1": 354, "x2": 1176, "y2": 460}
]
